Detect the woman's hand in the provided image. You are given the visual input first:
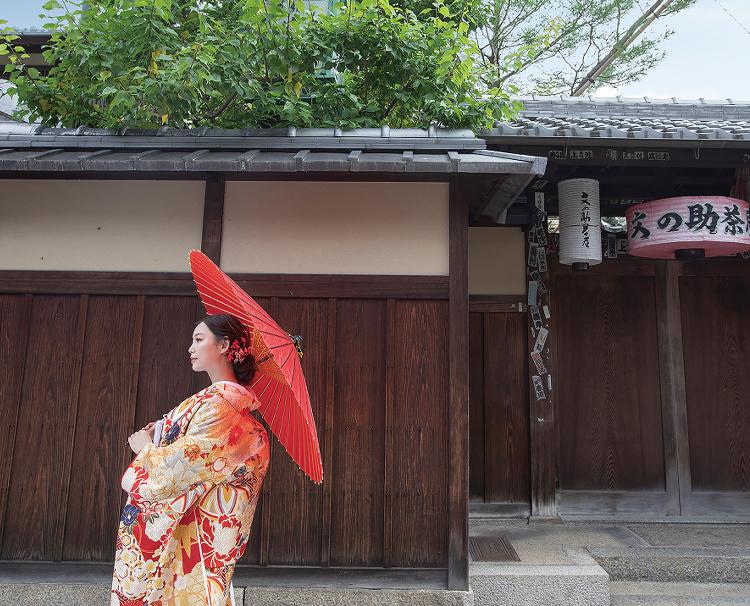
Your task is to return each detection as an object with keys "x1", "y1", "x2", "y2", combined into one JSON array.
[
  {"x1": 142, "y1": 421, "x2": 157, "y2": 442},
  {"x1": 128, "y1": 429, "x2": 152, "y2": 454}
]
